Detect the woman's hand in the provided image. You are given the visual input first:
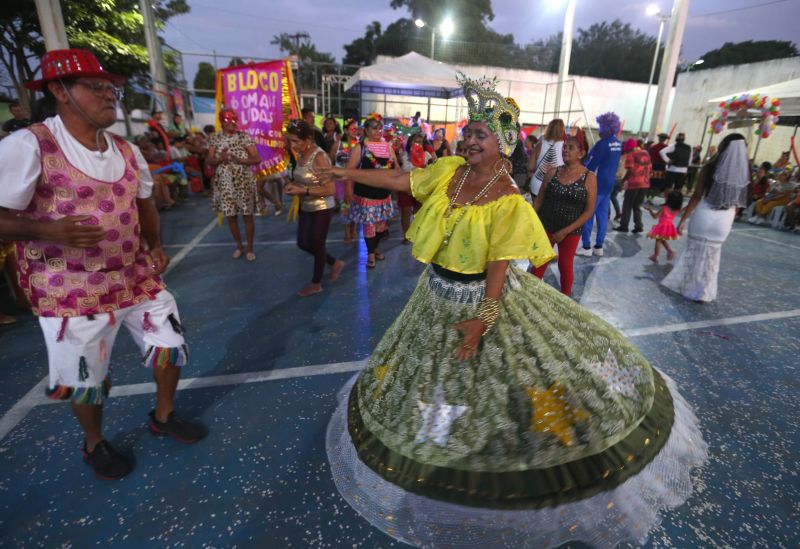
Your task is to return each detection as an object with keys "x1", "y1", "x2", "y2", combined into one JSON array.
[
  {"x1": 552, "y1": 229, "x2": 569, "y2": 243},
  {"x1": 452, "y1": 318, "x2": 486, "y2": 361},
  {"x1": 283, "y1": 182, "x2": 304, "y2": 196}
]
